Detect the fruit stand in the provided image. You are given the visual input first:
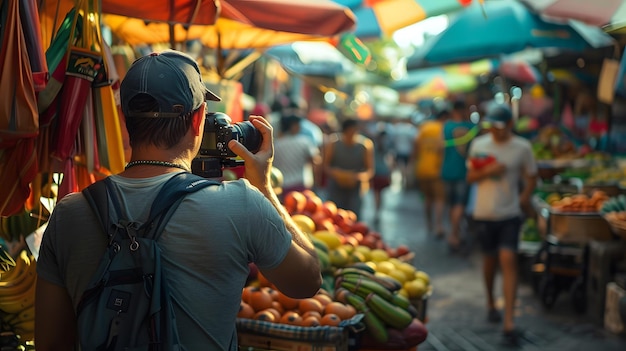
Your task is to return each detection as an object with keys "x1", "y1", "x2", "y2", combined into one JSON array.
[
  {"x1": 527, "y1": 159, "x2": 626, "y2": 321},
  {"x1": 236, "y1": 189, "x2": 432, "y2": 351}
]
